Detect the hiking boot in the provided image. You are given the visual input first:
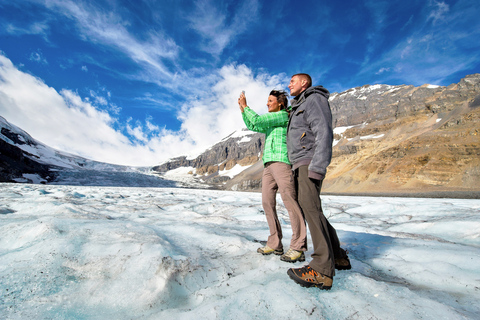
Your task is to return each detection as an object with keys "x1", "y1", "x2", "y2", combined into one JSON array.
[
  {"x1": 257, "y1": 245, "x2": 283, "y2": 255},
  {"x1": 280, "y1": 248, "x2": 305, "y2": 263},
  {"x1": 287, "y1": 265, "x2": 333, "y2": 290},
  {"x1": 335, "y1": 248, "x2": 351, "y2": 270}
]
